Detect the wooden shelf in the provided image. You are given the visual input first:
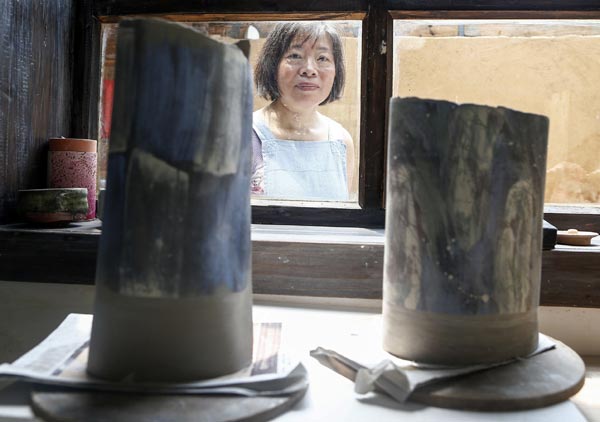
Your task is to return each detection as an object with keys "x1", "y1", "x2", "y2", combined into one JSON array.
[{"x1": 1, "y1": 222, "x2": 599, "y2": 308}]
